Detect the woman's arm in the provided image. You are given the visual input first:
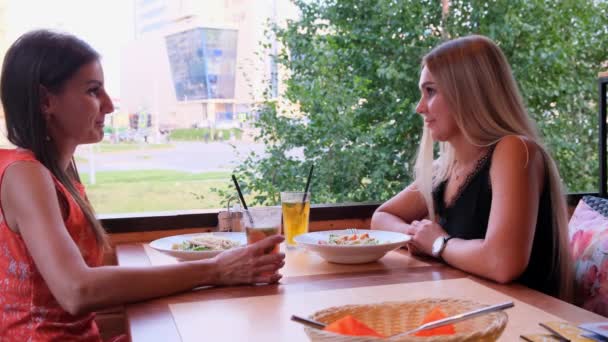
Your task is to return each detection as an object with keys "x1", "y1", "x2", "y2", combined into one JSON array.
[
  {"x1": 370, "y1": 183, "x2": 428, "y2": 233},
  {"x1": 1, "y1": 161, "x2": 285, "y2": 315},
  {"x1": 409, "y1": 136, "x2": 544, "y2": 283}
]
